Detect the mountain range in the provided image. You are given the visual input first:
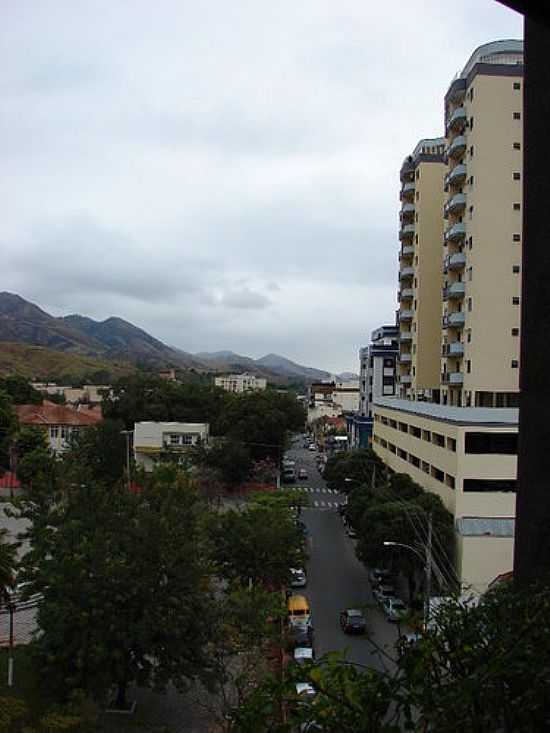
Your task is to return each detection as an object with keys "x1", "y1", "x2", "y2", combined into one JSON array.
[{"x1": 0, "y1": 292, "x2": 356, "y2": 383}]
